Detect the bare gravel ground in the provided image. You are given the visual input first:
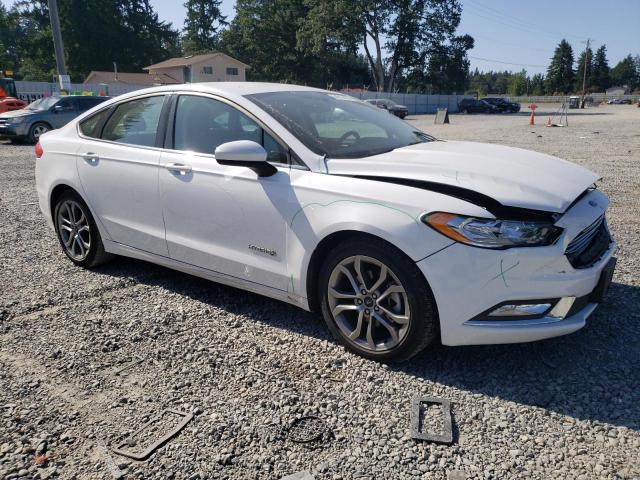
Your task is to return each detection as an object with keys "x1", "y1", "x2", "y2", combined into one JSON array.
[{"x1": 1, "y1": 104, "x2": 639, "y2": 480}]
